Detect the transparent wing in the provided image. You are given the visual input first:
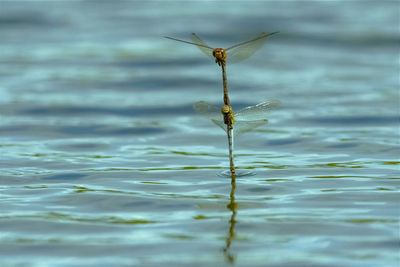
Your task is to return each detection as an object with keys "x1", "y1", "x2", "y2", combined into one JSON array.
[
  {"x1": 194, "y1": 100, "x2": 280, "y2": 136},
  {"x1": 193, "y1": 101, "x2": 220, "y2": 119},
  {"x1": 190, "y1": 33, "x2": 214, "y2": 59},
  {"x1": 234, "y1": 120, "x2": 268, "y2": 136},
  {"x1": 164, "y1": 35, "x2": 214, "y2": 57},
  {"x1": 211, "y1": 119, "x2": 227, "y2": 132},
  {"x1": 193, "y1": 101, "x2": 225, "y2": 131},
  {"x1": 235, "y1": 100, "x2": 281, "y2": 121},
  {"x1": 225, "y1": 32, "x2": 278, "y2": 63}
]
